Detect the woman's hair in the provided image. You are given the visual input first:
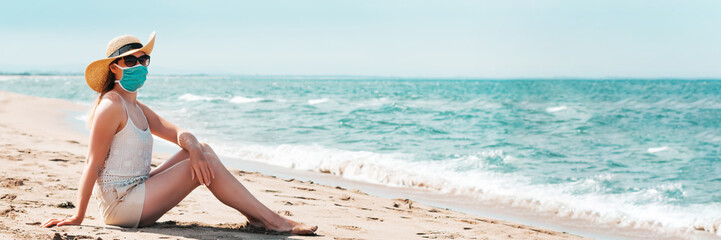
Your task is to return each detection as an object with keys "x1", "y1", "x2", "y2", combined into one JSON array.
[{"x1": 86, "y1": 63, "x2": 118, "y2": 129}]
